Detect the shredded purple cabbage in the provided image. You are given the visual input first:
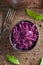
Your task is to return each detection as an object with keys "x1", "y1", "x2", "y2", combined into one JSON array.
[{"x1": 11, "y1": 20, "x2": 39, "y2": 51}]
